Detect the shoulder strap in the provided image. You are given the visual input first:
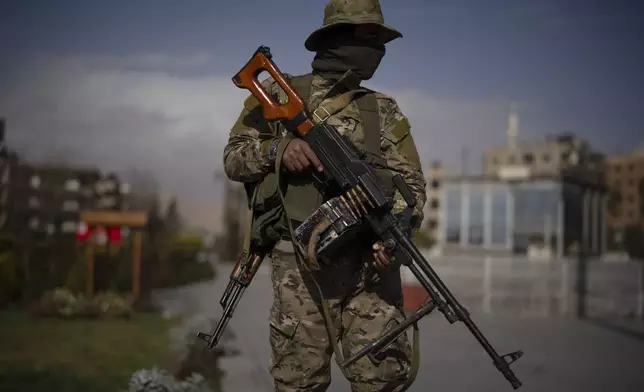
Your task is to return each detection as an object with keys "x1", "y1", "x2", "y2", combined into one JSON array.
[
  {"x1": 291, "y1": 74, "x2": 382, "y2": 159},
  {"x1": 355, "y1": 92, "x2": 381, "y2": 157}
]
